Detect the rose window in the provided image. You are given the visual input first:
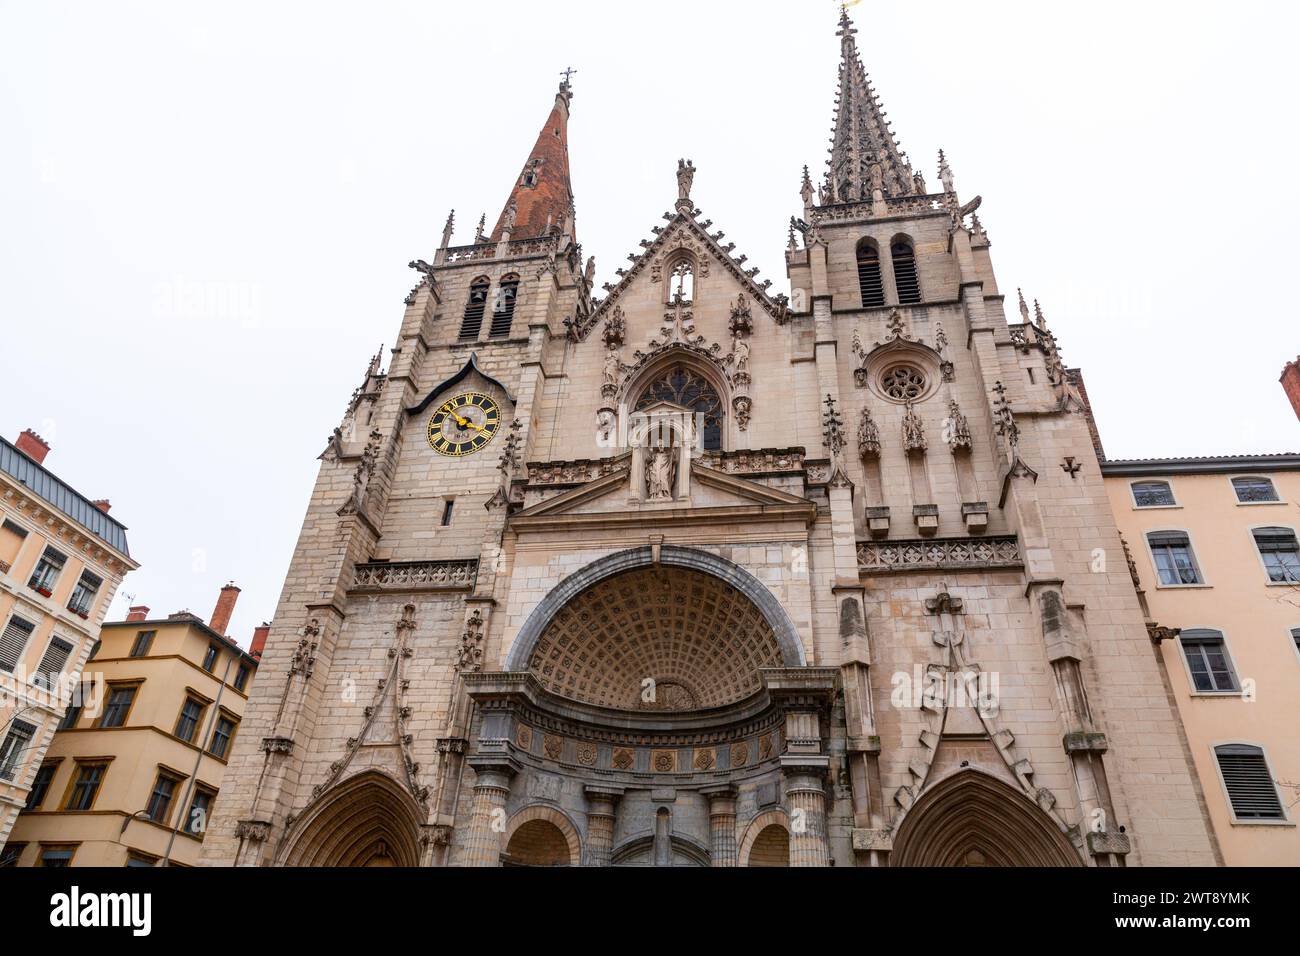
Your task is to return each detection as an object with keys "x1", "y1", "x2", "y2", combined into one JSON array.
[{"x1": 880, "y1": 365, "x2": 926, "y2": 402}]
